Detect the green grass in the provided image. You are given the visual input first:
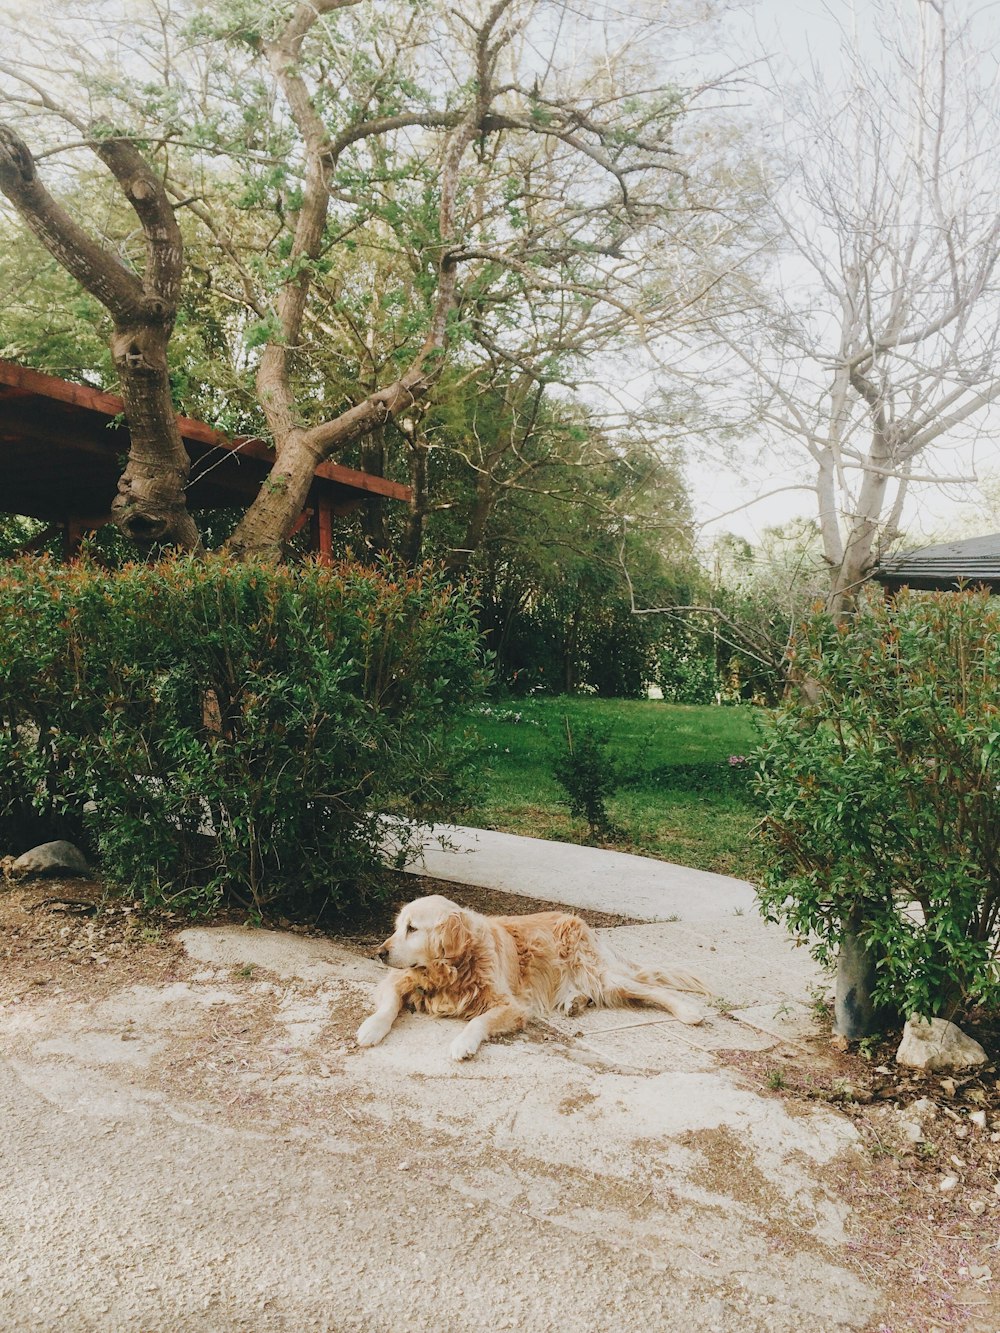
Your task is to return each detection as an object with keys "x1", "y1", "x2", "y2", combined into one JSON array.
[{"x1": 461, "y1": 697, "x2": 762, "y2": 880}]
